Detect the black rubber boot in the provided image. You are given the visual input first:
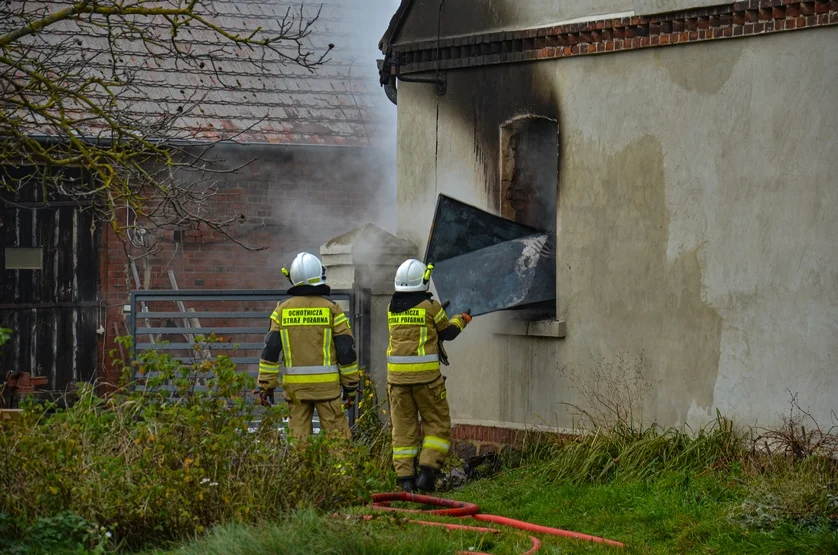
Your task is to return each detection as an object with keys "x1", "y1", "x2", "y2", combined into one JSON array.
[
  {"x1": 416, "y1": 466, "x2": 437, "y2": 493},
  {"x1": 397, "y1": 477, "x2": 416, "y2": 493}
]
